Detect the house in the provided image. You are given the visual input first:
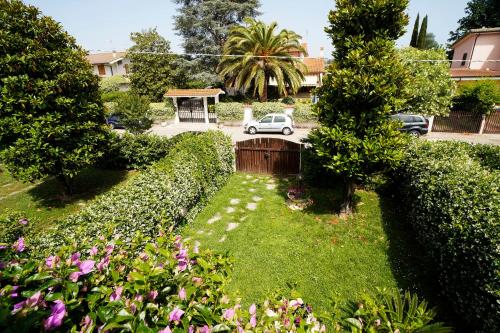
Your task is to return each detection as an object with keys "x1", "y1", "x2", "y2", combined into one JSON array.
[
  {"x1": 269, "y1": 43, "x2": 326, "y2": 97},
  {"x1": 450, "y1": 27, "x2": 500, "y2": 85},
  {"x1": 86, "y1": 51, "x2": 130, "y2": 78}
]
